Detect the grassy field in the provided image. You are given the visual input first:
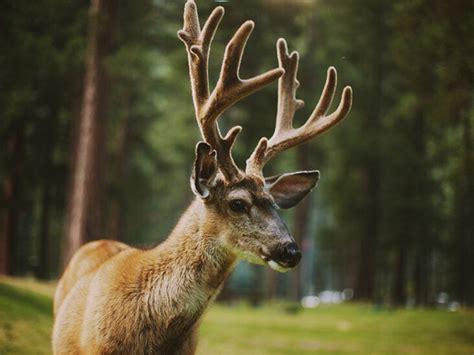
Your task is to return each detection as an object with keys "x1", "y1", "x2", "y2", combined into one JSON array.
[
  {"x1": 0, "y1": 279, "x2": 53, "y2": 354},
  {"x1": 0, "y1": 278, "x2": 473, "y2": 354}
]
